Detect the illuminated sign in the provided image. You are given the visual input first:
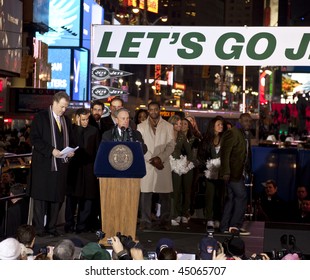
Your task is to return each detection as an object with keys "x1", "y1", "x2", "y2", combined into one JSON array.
[
  {"x1": 92, "y1": 25, "x2": 310, "y2": 66},
  {"x1": 83, "y1": 0, "x2": 104, "y2": 49},
  {"x1": 0, "y1": 0, "x2": 22, "y2": 73},
  {"x1": 47, "y1": 48, "x2": 71, "y2": 95},
  {"x1": 36, "y1": 0, "x2": 81, "y2": 47},
  {"x1": 73, "y1": 49, "x2": 88, "y2": 101}
]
